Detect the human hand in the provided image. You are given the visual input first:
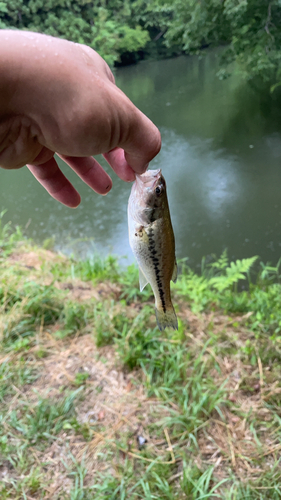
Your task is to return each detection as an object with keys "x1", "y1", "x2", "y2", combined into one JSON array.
[{"x1": 0, "y1": 30, "x2": 161, "y2": 207}]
